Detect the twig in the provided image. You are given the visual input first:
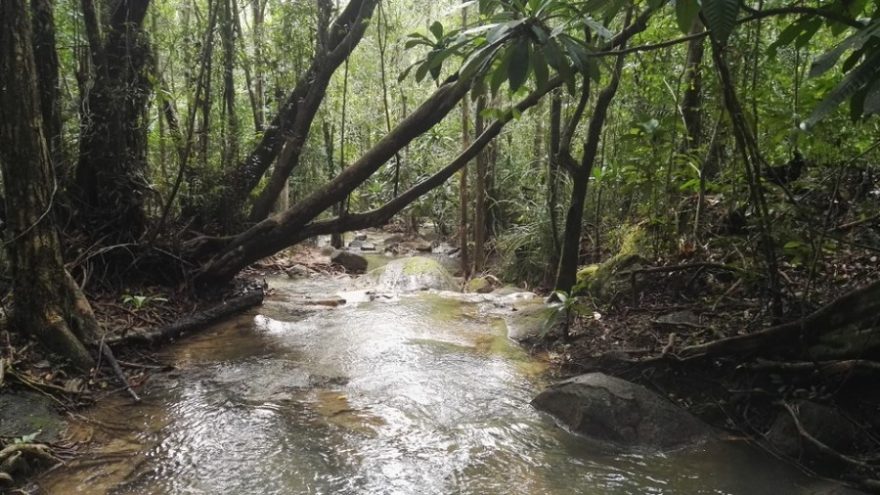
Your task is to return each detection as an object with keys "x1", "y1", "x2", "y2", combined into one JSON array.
[{"x1": 99, "y1": 342, "x2": 141, "y2": 403}]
